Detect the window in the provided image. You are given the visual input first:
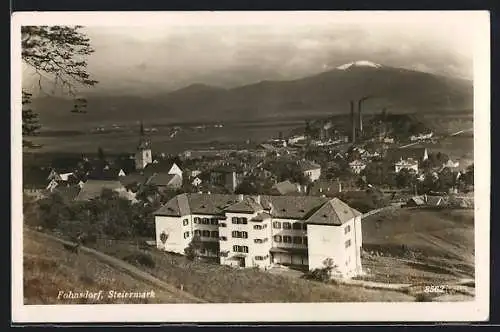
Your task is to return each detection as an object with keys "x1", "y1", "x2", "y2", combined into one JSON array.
[
  {"x1": 210, "y1": 218, "x2": 219, "y2": 225},
  {"x1": 183, "y1": 231, "x2": 190, "y2": 239},
  {"x1": 274, "y1": 235, "x2": 282, "y2": 243},
  {"x1": 273, "y1": 221, "x2": 281, "y2": 229},
  {"x1": 302, "y1": 223, "x2": 307, "y2": 231},
  {"x1": 183, "y1": 219, "x2": 189, "y2": 226},
  {"x1": 232, "y1": 245, "x2": 249, "y2": 253},
  {"x1": 220, "y1": 251, "x2": 229, "y2": 257},
  {"x1": 255, "y1": 256, "x2": 264, "y2": 261},
  {"x1": 202, "y1": 218, "x2": 209, "y2": 224},
  {"x1": 303, "y1": 236, "x2": 308, "y2": 245},
  {"x1": 254, "y1": 239, "x2": 262, "y2": 244},
  {"x1": 283, "y1": 222, "x2": 291, "y2": 230},
  {"x1": 220, "y1": 236, "x2": 227, "y2": 241},
  {"x1": 202, "y1": 230, "x2": 210, "y2": 237},
  {"x1": 232, "y1": 217, "x2": 238, "y2": 224},
  {"x1": 292, "y1": 223, "x2": 302, "y2": 230},
  {"x1": 344, "y1": 225, "x2": 351, "y2": 235},
  {"x1": 241, "y1": 218, "x2": 248, "y2": 225},
  {"x1": 283, "y1": 236, "x2": 292, "y2": 243},
  {"x1": 194, "y1": 217, "x2": 200, "y2": 224},
  {"x1": 293, "y1": 236, "x2": 302, "y2": 244},
  {"x1": 231, "y1": 231, "x2": 248, "y2": 239},
  {"x1": 254, "y1": 225, "x2": 262, "y2": 230},
  {"x1": 194, "y1": 230, "x2": 201, "y2": 236},
  {"x1": 219, "y1": 223, "x2": 227, "y2": 227},
  {"x1": 211, "y1": 231, "x2": 219, "y2": 238},
  {"x1": 345, "y1": 239, "x2": 352, "y2": 248}
]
